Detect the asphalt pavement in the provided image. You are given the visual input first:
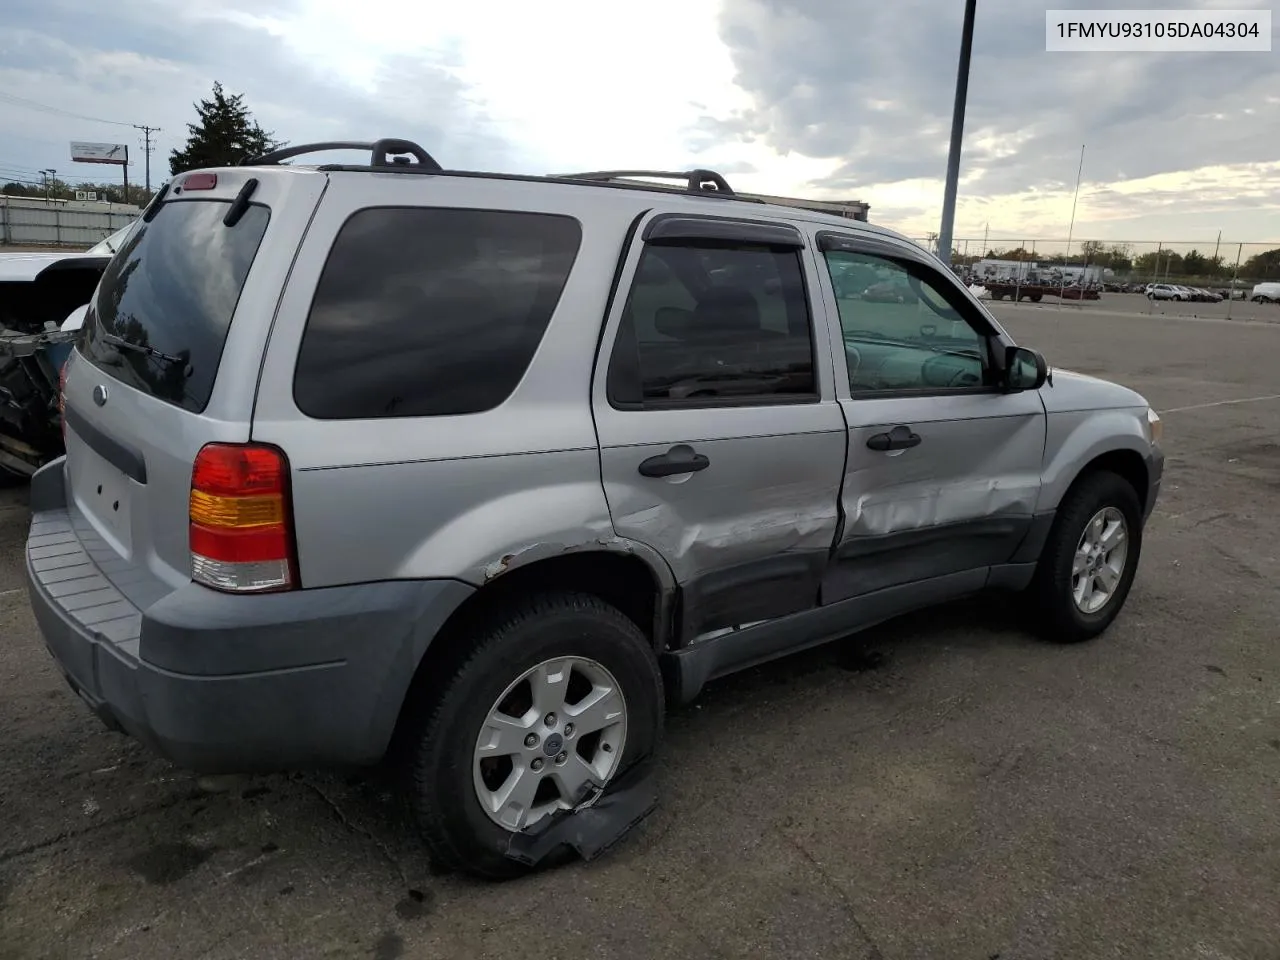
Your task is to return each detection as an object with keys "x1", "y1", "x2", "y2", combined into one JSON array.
[{"x1": 1, "y1": 299, "x2": 1278, "y2": 960}]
